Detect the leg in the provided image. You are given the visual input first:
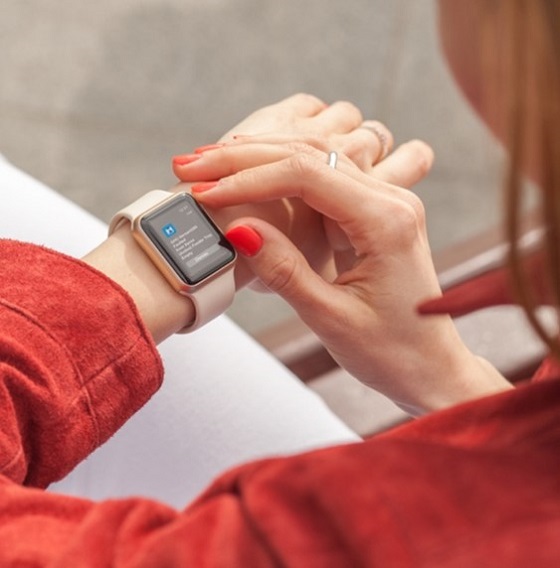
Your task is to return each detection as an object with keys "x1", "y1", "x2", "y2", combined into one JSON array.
[{"x1": 0, "y1": 158, "x2": 359, "y2": 507}]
